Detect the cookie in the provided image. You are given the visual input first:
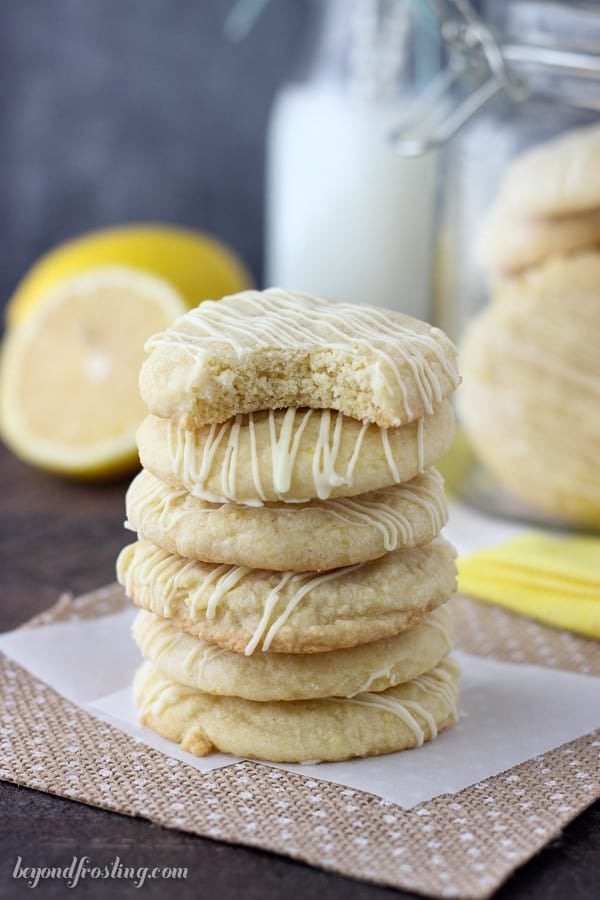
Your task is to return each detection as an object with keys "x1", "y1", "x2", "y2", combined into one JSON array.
[
  {"x1": 133, "y1": 655, "x2": 460, "y2": 763},
  {"x1": 137, "y1": 401, "x2": 455, "y2": 506},
  {"x1": 117, "y1": 537, "x2": 457, "y2": 655},
  {"x1": 125, "y1": 467, "x2": 448, "y2": 571},
  {"x1": 477, "y1": 204, "x2": 600, "y2": 274},
  {"x1": 139, "y1": 288, "x2": 460, "y2": 428},
  {"x1": 132, "y1": 605, "x2": 454, "y2": 701},
  {"x1": 459, "y1": 253, "x2": 600, "y2": 526},
  {"x1": 497, "y1": 123, "x2": 600, "y2": 218}
]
